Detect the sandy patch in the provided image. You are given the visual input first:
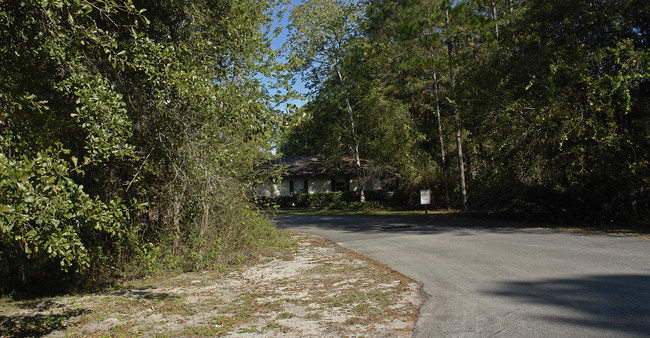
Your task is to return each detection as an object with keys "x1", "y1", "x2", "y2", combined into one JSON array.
[{"x1": 0, "y1": 232, "x2": 425, "y2": 337}]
